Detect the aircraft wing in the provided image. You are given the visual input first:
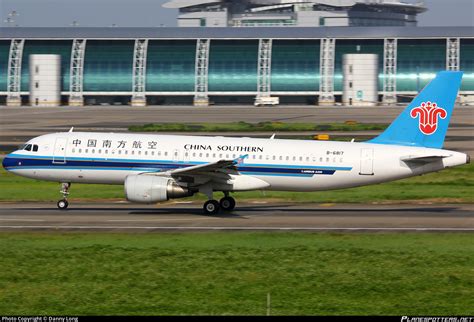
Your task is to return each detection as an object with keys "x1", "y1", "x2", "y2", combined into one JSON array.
[
  {"x1": 153, "y1": 154, "x2": 249, "y2": 176},
  {"x1": 140, "y1": 154, "x2": 269, "y2": 191},
  {"x1": 166, "y1": 159, "x2": 237, "y2": 175}
]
